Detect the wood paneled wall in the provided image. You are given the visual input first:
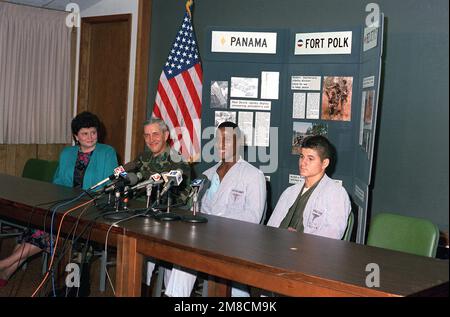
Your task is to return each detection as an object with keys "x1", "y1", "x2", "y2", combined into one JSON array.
[{"x1": 0, "y1": 144, "x2": 68, "y2": 177}]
